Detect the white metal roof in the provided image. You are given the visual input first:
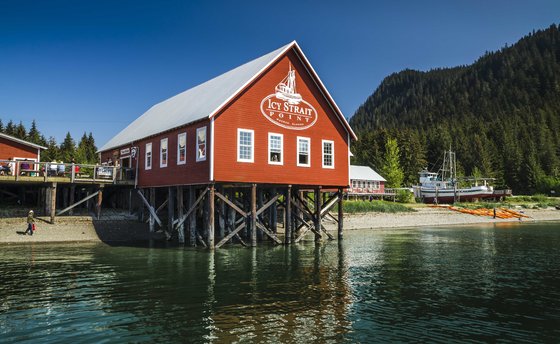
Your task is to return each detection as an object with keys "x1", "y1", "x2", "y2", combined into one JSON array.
[
  {"x1": 0, "y1": 133, "x2": 47, "y2": 150},
  {"x1": 350, "y1": 165, "x2": 386, "y2": 182},
  {"x1": 99, "y1": 41, "x2": 357, "y2": 152},
  {"x1": 99, "y1": 43, "x2": 293, "y2": 152}
]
